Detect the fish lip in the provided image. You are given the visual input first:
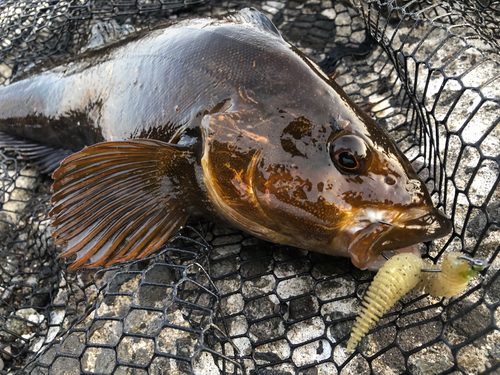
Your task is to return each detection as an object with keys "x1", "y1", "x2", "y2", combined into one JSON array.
[
  {"x1": 379, "y1": 206, "x2": 453, "y2": 249},
  {"x1": 348, "y1": 206, "x2": 452, "y2": 269}
]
